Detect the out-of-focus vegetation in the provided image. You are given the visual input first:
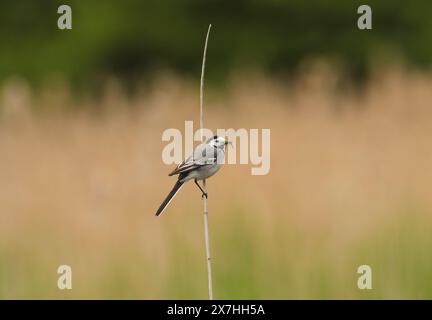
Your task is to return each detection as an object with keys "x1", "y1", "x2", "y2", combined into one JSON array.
[
  {"x1": 1, "y1": 67, "x2": 432, "y2": 298},
  {"x1": 1, "y1": 0, "x2": 432, "y2": 88}
]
